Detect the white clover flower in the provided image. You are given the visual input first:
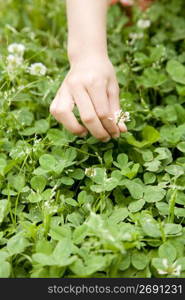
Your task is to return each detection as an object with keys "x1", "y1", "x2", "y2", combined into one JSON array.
[
  {"x1": 162, "y1": 258, "x2": 168, "y2": 269},
  {"x1": 145, "y1": 218, "x2": 153, "y2": 224},
  {"x1": 85, "y1": 167, "x2": 96, "y2": 177},
  {"x1": 18, "y1": 85, "x2": 25, "y2": 90},
  {"x1": 7, "y1": 54, "x2": 23, "y2": 69},
  {"x1": 129, "y1": 32, "x2": 144, "y2": 40},
  {"x1": 105, "y1": 178, "x2": 112, "y2": 182},
  {"x1": 8, "y1": 43, "x2": 25, "y2": 56},
  {"x1": 122, "y1": 232, "x2": 132, "y2": 241},
  {"x1": 112, "y1": 110, "x2": 130, "y2": 124},
  {"x1": 33, "y1": 138, "x2": 42, "y2": 145},
  {"x1": 157, "y1": 259, "x2": 182, "y2": 277},
  {"x1": 172, "y1": 264, "x2": 182, "y2": 276},
  {"x1": 28, "y1": 62, "x2": 47, "y2": 76},
  {"x1": 30, "y1": 32, "x2": 36, "y2": 40},
  {"x1": 137, "y1": 19, "x2": 151, "y2": 29},
  {"x1": 44, "y1": 201, "x2": 51, "y2": 210},
  {"x1": 157, "y1": 269, "x2": 168, "y2": 275}
]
